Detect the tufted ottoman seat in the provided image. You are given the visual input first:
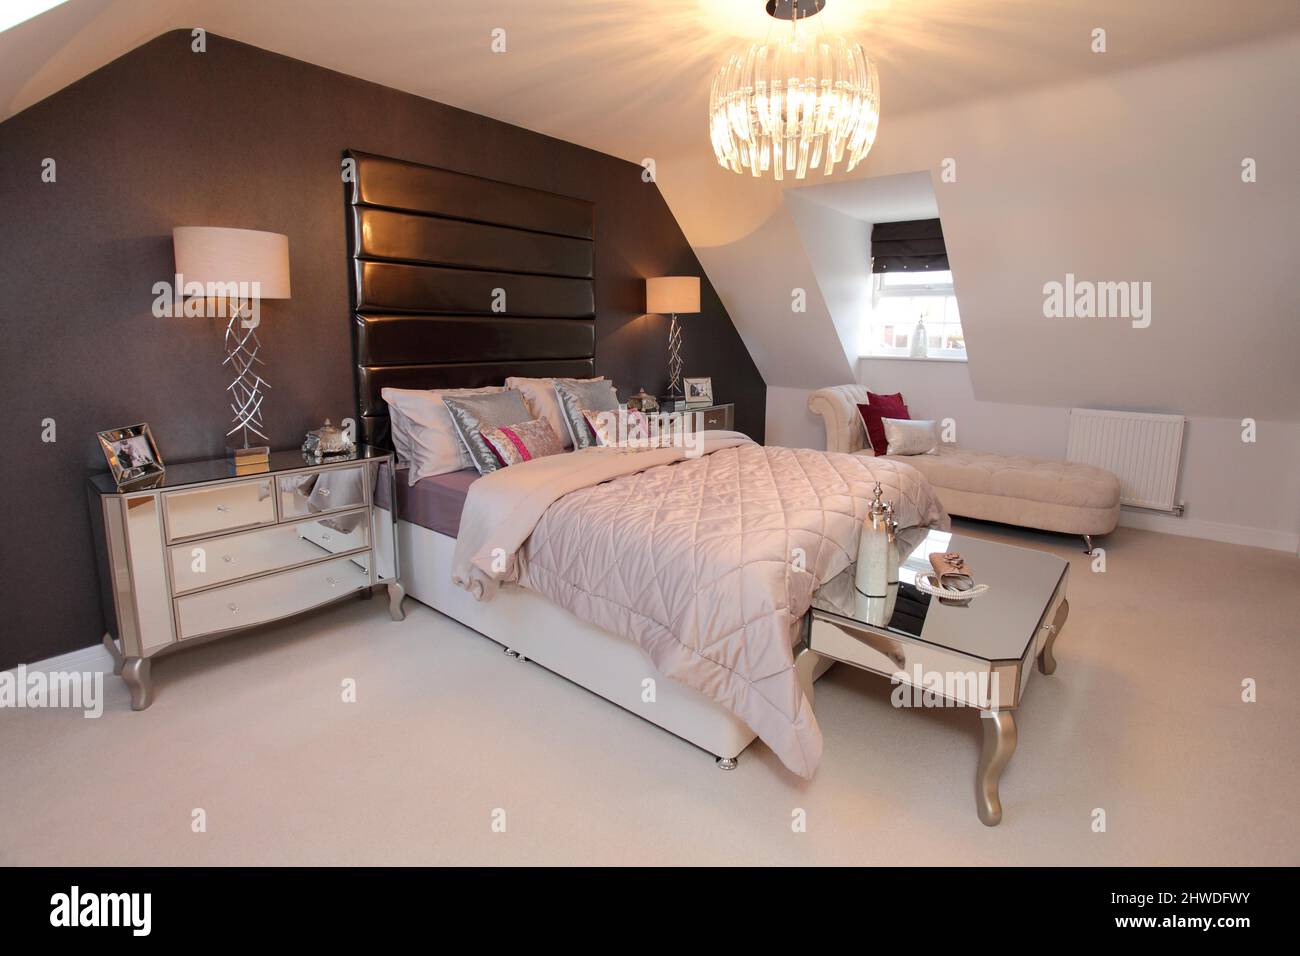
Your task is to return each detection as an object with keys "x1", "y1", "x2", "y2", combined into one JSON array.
[
  {"x1": 878, "y1": 446, "x2": 1120, "y2": 538},
  {"x1": 808, "y1": 385, "x2": 1121, "y2": 547}
]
